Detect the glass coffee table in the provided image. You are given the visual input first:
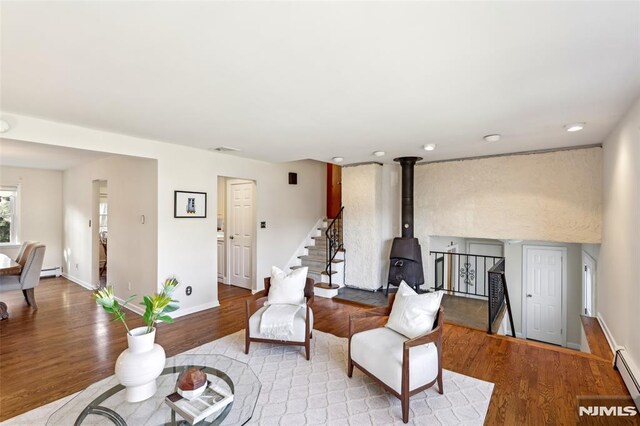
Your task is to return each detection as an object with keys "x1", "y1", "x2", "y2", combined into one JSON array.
[{"x1": 47, "y1": 354, "x2": 260, "y2": 426}]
